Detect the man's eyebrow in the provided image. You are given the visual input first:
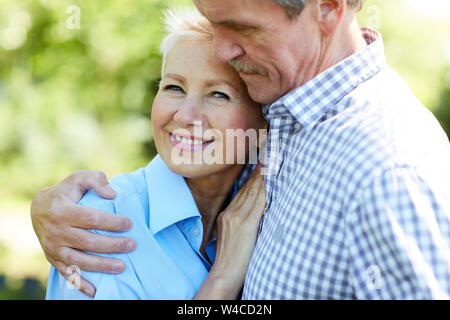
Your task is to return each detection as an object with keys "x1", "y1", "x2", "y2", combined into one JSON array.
[
  {"x1": 212, "y1": 19, "x2": 236, "y2": 26},
  {"x1": 211, "y1": 19, "x2": 251, "y2": 29}
]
